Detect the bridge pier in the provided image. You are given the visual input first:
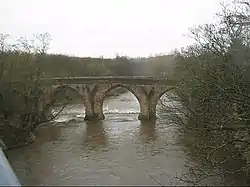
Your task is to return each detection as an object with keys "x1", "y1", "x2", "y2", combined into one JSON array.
[
  {"x1": 84, "y1": 113, "x2": 105, "y2": 121},
  {"x1": 84, "y1": 88, "x2": 105, "y2": 121},
  {"x1": 84, "y1": 101, "x2": 99, "y2": 121},
  {"x1": 84, "y1": 114, "x2": 104, "y2": 121},
  {"x1": 138, "y1": 87, "x2": 157, "y2": 121},
  {"x1": 138, "y1": 113, "x2": 156, "y2": 121}
]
